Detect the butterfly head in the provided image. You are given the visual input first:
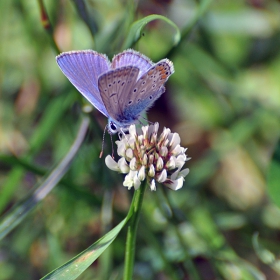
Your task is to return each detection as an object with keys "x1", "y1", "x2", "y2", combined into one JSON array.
[{"x1": 107, "y1": 119, "x2": 130, "y2": 135}]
